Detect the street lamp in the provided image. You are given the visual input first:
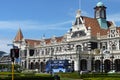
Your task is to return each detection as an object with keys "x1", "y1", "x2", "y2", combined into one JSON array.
[
  {"x1": 92, "y1": 56, "x2": 95, "y2": 71},
  {"x1": 76, "y1": 45, "x2": 81, "y2": 75},
  {"x1": 110, "y1": 56, "x2": 114, "y2": 70},
  {"x1": 50, "y1": 47, "x2": 54, "y2": 76},
  {"x1": 110, "y1": 53, "x2": 114, "y2": 70},
  {"x1": 100, "y1": 49, "x2": 104, "y2": 73},
  {"x1": 110, "y1": 41, "x2": 115, "y2": 71}
]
